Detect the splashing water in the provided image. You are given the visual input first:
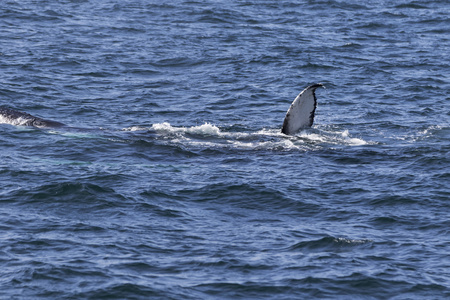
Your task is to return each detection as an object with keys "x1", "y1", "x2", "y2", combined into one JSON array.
[{"x1": 123, "y1": 122, "x2": 368, "y2": 151}]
